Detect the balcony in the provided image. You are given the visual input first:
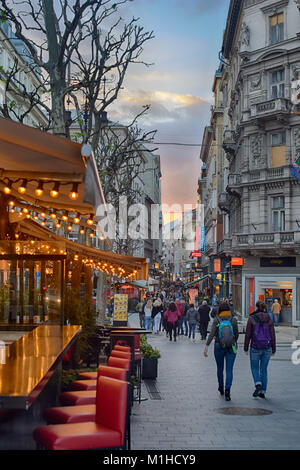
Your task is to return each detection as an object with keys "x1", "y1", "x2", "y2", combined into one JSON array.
[
  {"x1": 250, "y1": 98, "x2": 290, "y2": 121},
  {"x1": 230, "y1": 231, "x2": 300, "y2": 254}
]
